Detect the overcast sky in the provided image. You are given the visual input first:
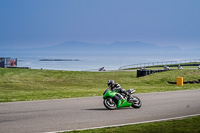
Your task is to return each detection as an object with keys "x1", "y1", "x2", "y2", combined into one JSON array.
[{"x1": 0, "y1": 0, "x2": 200, "y2": 49}]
